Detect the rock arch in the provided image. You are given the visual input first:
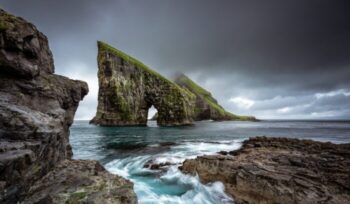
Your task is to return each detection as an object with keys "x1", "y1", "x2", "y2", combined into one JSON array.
[{"x1": 90, "y1": 41, "x2": 195, "y2": 126}]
